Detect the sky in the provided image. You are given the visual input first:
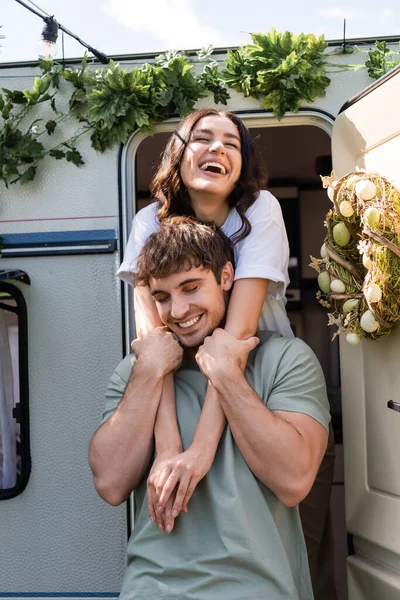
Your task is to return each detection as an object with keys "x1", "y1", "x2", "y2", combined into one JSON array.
[{"x1": 1, "y1": 0, "x2": 399, "y2": 64}]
